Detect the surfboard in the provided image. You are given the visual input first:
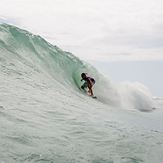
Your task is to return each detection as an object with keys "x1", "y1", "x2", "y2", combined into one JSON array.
[{"x1": 92, "y1": 96, "x2": 97, "y2": 99}]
